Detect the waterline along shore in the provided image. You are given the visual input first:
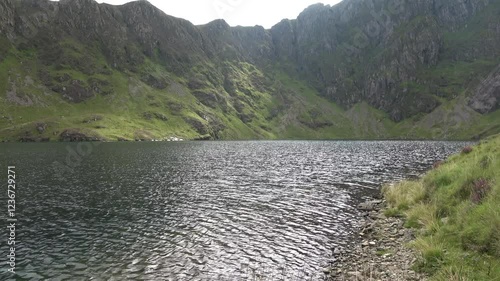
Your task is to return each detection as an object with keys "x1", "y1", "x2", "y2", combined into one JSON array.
[{"x1": 327, "y1": 134, "x2": 500, "y2": 281}]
